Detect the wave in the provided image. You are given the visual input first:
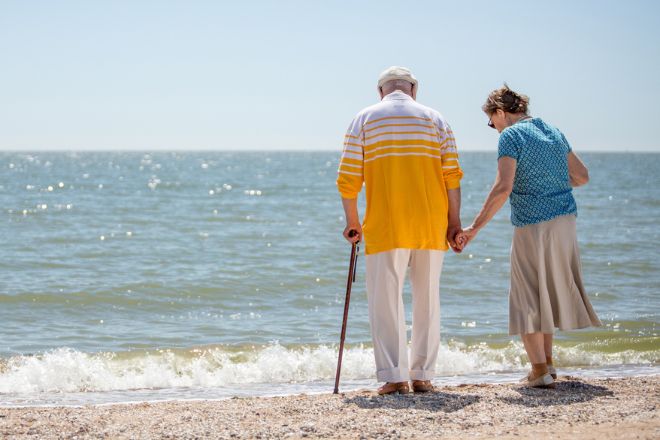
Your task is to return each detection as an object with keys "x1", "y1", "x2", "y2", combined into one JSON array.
[{"x1": 1, "y1": 342, "x2": 657, "y2": 395}]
